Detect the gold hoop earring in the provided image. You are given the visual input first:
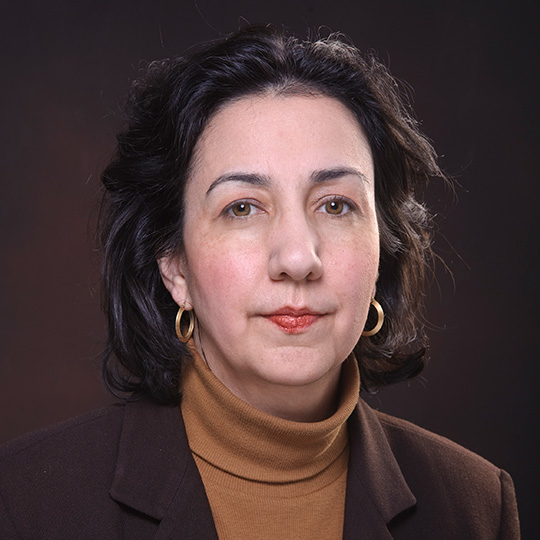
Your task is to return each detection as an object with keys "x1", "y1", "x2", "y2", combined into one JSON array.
[
  {"x1": 175, "y1": 303, "x2": 195, "y2": 343},
  {"x1": 362, "y1": 298, "x2": 384, "y2": 337}
]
